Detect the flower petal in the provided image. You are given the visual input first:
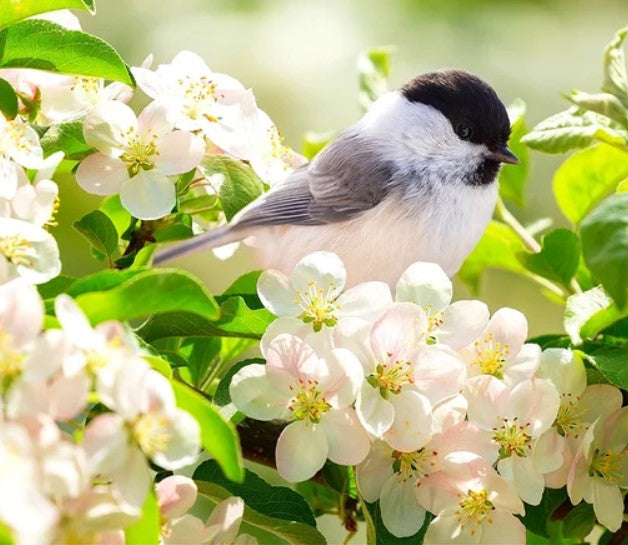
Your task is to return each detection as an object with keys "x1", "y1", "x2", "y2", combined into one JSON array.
[
  {"x1": 322, "y1": 408, "x2": 370, "y2": 466},
  {"x1": 229, "y1": 364, "x2": 286, "y2": 421},
  {"x1": 276, "y1": 420, "x2": 328, "y2": 482},
  {"x1": 205, "y1": 496, "x2": 245, "y2": 545},
  {"x1": 76, "y1": 153, "x2": 128, "y2": 196},
  {"x1": 497, "y1": 456, "x2": 544, "y2": 505},
  {"x1": 321, "y1": 348, "x2": 364, "y2": 408},
  {"x1": 120, "y1": 169, "x2": 175, "y2": 220},
  {"x1": 370, "y1": 303, "x2": 427, "y2": 363},
  {"x1": 337, "y1": 281, "x2": 392, "y2": 321},
  {"x1": 83, "y1": 100, "x2": 137, "y2": 155},
  {"x1": 257, "y1": 269, "x2": 301, "y2": 317},
  {"x1": 356, "y1": 440, "x2": 394, "y2": 503},
  {"x1": 463, "y1": 375, "x2": 509, "y2": 431},
  {"x1": 506, "y1": 378, "x2": 560, "y2": 437},
  {"x1": 157, "y1": 475, "x2": 198, "y2": 519},
  {"x1": 355, "y1": 382, "x2": 395, "y2": 437},
  {"x1": 412, "y1": 345, "x2": 466, "y2": 405},
  {"x1": 435, "y1": 300, "x2": 489, "y2": 349},
  {"x1": 137, "y1": 100, "x2": 175, "y2": 136},
  {"x1": 290, "y1": 251, "x2": 346, "y2": 296},
  {"x1": 537, "y1": 348, "x2": 586, "y2": 396},
  {"x1": 592, "y1": 478, "x2": 623, "y2": 532},
  {"x1": 155, "y1": 131, "x2": 205, "y2": 175},
  {"x1": 487, "y1": 307, "x2": 528, "y2": 357},
  {"x1": 150, "y1": 408, "x2": 200, "y2": 470},
  {"x1": 395, "y1": 261, "x2": 452, "y2": 311},
  {"x1": 384, "y1": 390, "x2": 433, "y2": 452},
  {"x1": 380, "y1": 476, "x2": 426, "y2": 537},
  {"x1": 504, "y1": 343, "x2": 540, "y2": 386}
]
